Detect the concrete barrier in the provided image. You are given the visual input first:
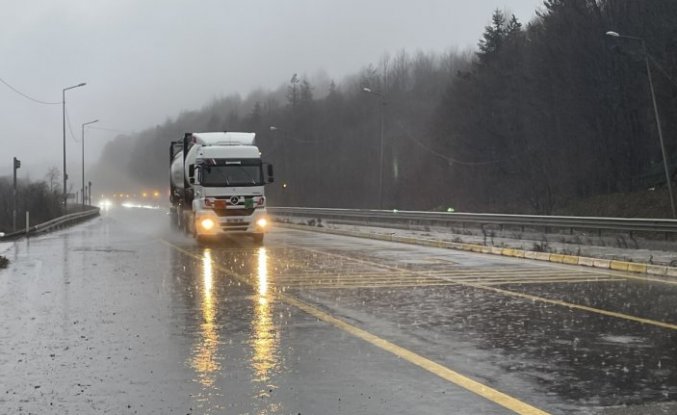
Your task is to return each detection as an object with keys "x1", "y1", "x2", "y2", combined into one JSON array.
[{"x1": 278, "y1": 222, "x2": 677, "y2": 279}]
